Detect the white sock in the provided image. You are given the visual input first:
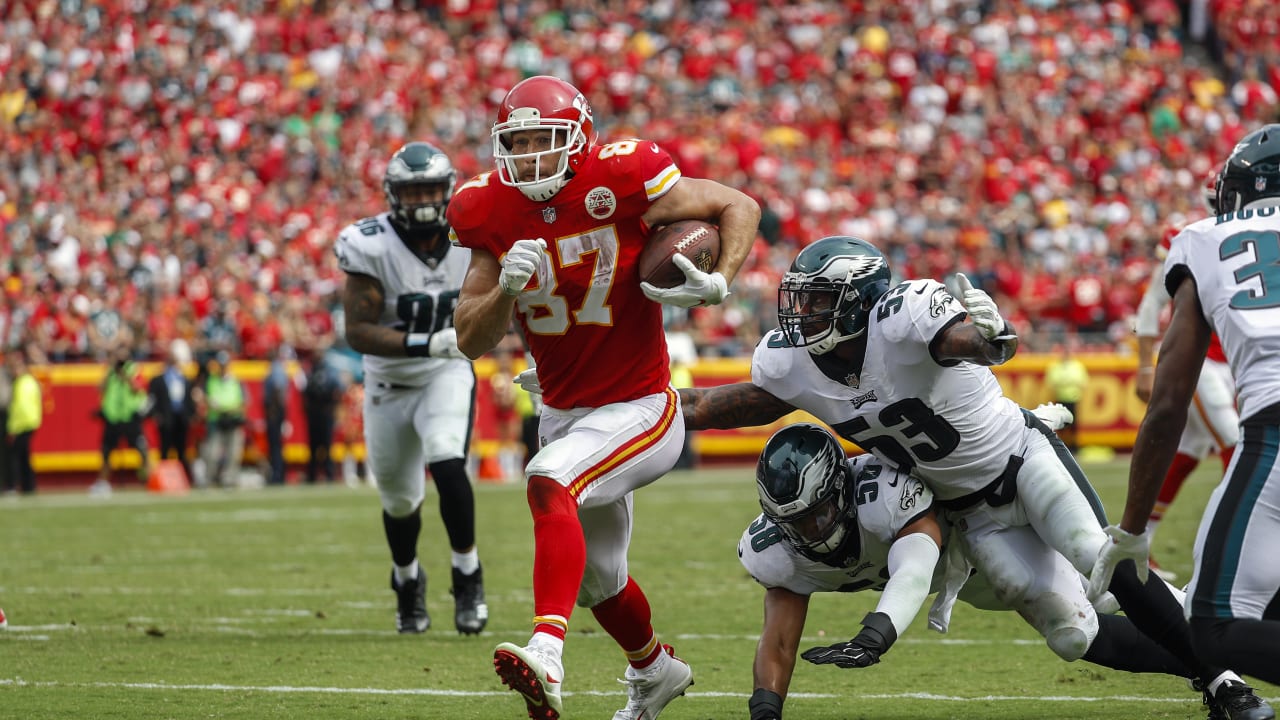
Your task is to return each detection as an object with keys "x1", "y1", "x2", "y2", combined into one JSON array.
[
  {"x1": 1210, "y1": 670, "x2": 1244, "y2": 695},
  {"x1": 452, "y1": 548, "x2": 480, "y2": 575},
  {"x1": 394, "y1": 560, "x2": 419, "y2": 586}
]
